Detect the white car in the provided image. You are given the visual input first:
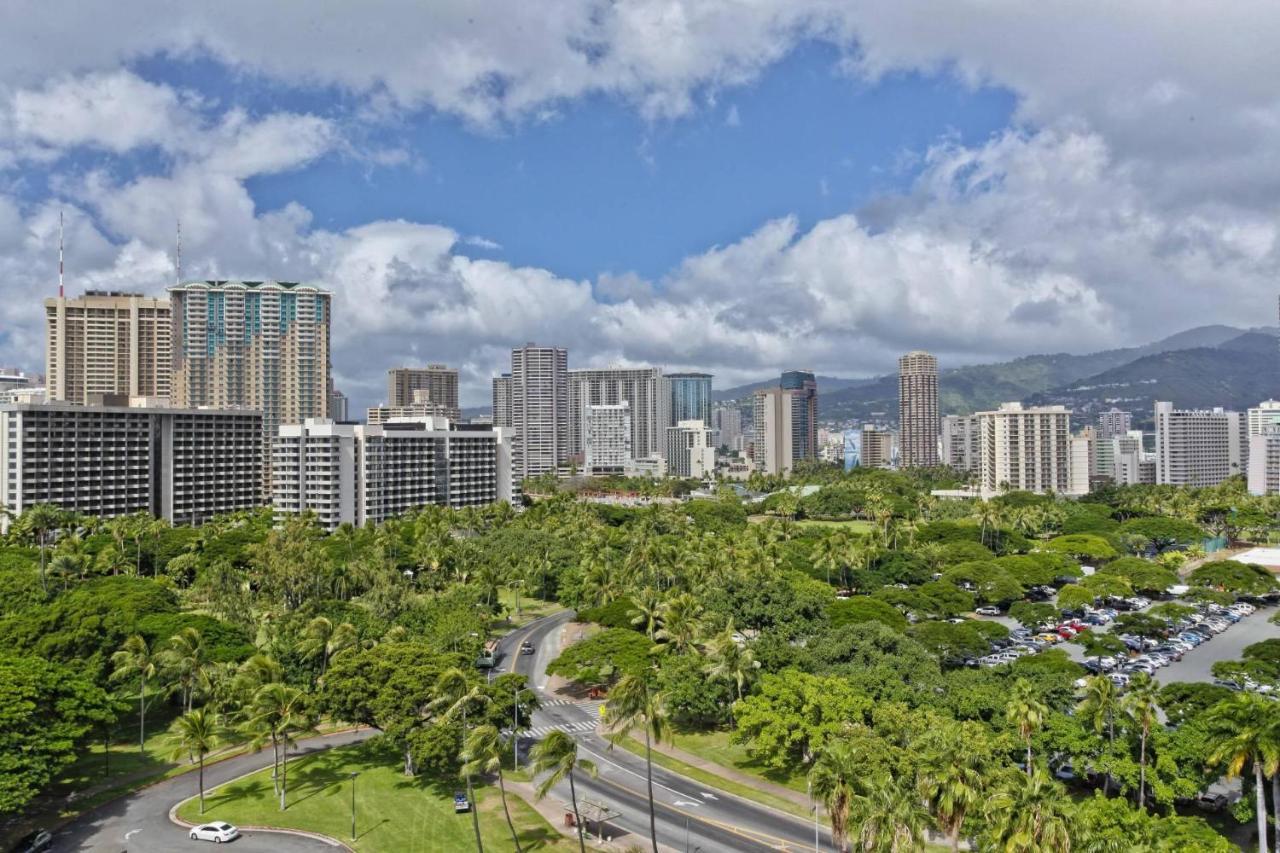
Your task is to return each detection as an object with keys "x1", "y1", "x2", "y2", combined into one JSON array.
[
  {"x1": 975, "y1": 606, "x2": 1001, "y2": 616},
  {"x1": 190, "y1": 823, "x2": 240, "y2": 843}
]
